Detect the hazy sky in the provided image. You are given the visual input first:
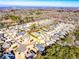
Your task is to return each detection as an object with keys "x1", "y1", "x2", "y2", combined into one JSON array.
[{"x1": 0, "y1": 0, "x2": 79, "y2": 7}]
